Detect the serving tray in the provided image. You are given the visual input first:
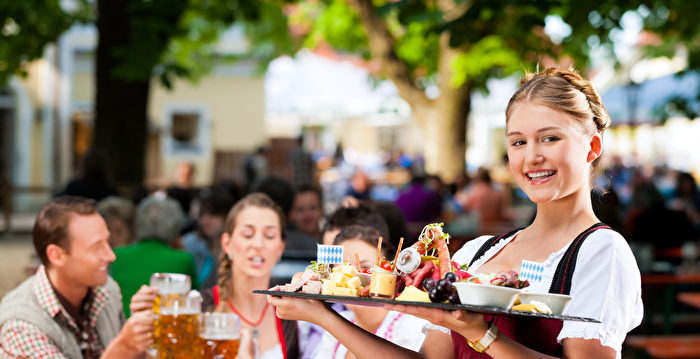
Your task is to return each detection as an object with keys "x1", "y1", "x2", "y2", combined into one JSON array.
[{"x1": 253, "y1": 290, "x2": 600, "y2": 323}]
